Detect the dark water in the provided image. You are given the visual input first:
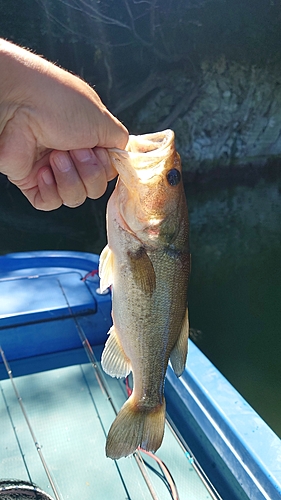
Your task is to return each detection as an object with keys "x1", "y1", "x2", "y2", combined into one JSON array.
[
  {"x1": 187, "y1": 170, "x2": 281, "y2": 437},
  {"x1": 0, "y1": 170, "x2": 280, "y2": 437},
  {"x1": 0, "y1": 175, "x2": 111, "y2": 256}
]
